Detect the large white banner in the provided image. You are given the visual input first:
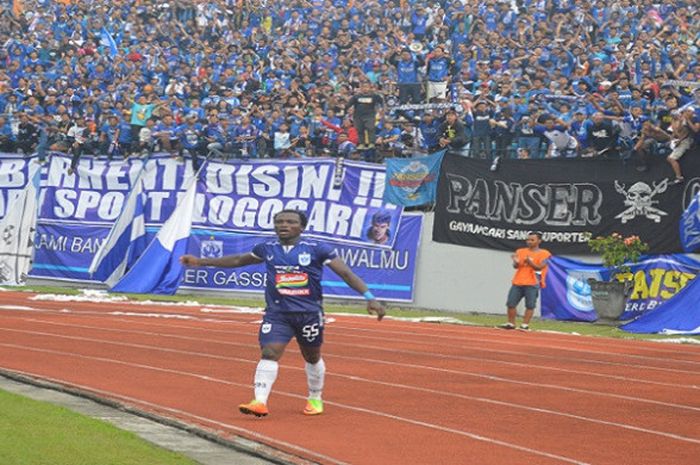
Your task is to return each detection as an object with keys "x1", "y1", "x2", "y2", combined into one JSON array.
[{"x1": 0, "y1": 158, "x2": 41, "y2": 285}]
